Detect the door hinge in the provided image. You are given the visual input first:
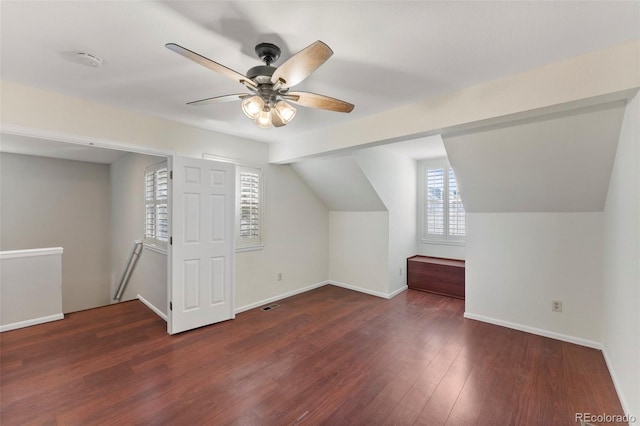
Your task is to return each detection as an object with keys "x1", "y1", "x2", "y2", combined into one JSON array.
[
  {"x1": 170, "y1": 170, "x2": 173, "y2": 179},
  {"x1": 169, "y1": 302, "x2": 173, "y2": 311},
  {"x1": 170, "y1": 236, "x2": 173, "y2": 245}
]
